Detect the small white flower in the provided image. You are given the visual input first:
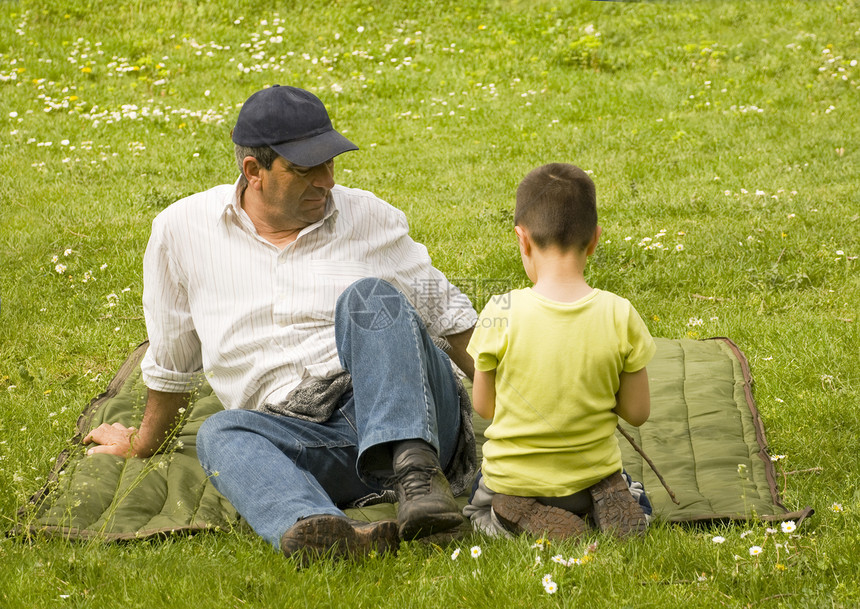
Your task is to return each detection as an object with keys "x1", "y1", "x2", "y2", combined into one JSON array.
[
  {"x1": 749, "y1": 545, "x2": 763, "y2": 556},
  {"x1": 543, "y1": 581, "x2": 558, "y2": 594},
  {"x1": 542, "y1": 574, "x2": 554, "y2": 586},
  {"x1": 470, "y1": 545, "x2": 482, "y2": 558},
  {"x1": 55, "y1": 263, "x2": 67, "y2": 274},
  {"x1": 450, "y1": 548, "x2": 460, "y2": 560},
  {"x1": 551, "y1": 554, "x2": 566, "y2": 564},
  {"x1": 64, "y1": 248, "x2": 73, "y2": 256},
  {"x1": 831, "y1": 502, "x2": 844, "y2": 512},
  {"x1": 712, "y1": 536, "x2": 726, "y2": 544},
  {"x1": 781, "y1": 521, "x2": 796, "y2": 533},
  {"x1": 740, "y1": 530, "x2": 753, "y2": 538},
  {"x1": 688, "y1": 317, "x2": 704, "y2": 327},
  {"x1": 675, "y1": 244, "x2": 685, "y2": 252}
]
